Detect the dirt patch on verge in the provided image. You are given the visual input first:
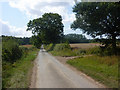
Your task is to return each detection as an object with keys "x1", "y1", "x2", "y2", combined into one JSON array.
[
  {"x1": 55, "y1": 56, "x2": 106, "y2": 88},
  {"x1": 29, "y1": 58, "x2": 38, "y2": 88}
]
